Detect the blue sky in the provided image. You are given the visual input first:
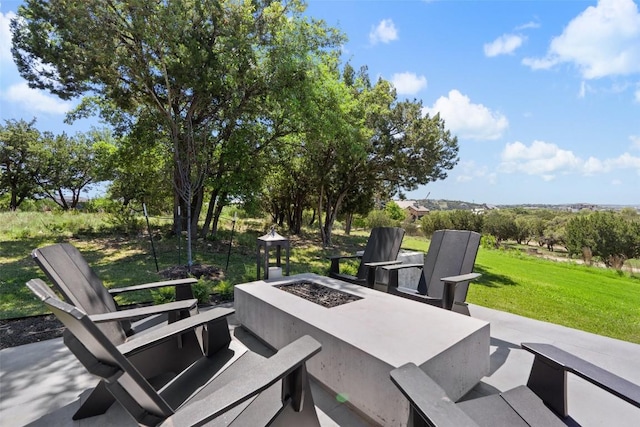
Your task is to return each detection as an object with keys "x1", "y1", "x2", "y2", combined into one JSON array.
[{"x1": 2, "y1": 0, "x2": 639, "y2": 205}]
